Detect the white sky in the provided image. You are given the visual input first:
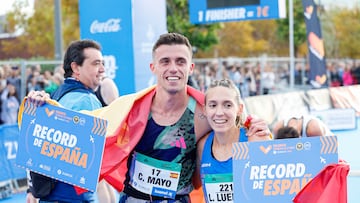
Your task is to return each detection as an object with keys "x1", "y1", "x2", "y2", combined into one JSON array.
[
  {"x1": 0, "y1": 0, "x2": 34, "y2": 15},
  {"x1": 0, "y1": 0, "x2": 358, "y2": 16},
  {"x1": 319, "y1": 0, "x2": 359, "y2": 8},
  {"x1": 320, "y1": 0, "x2": 360, "y2": 10}
]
